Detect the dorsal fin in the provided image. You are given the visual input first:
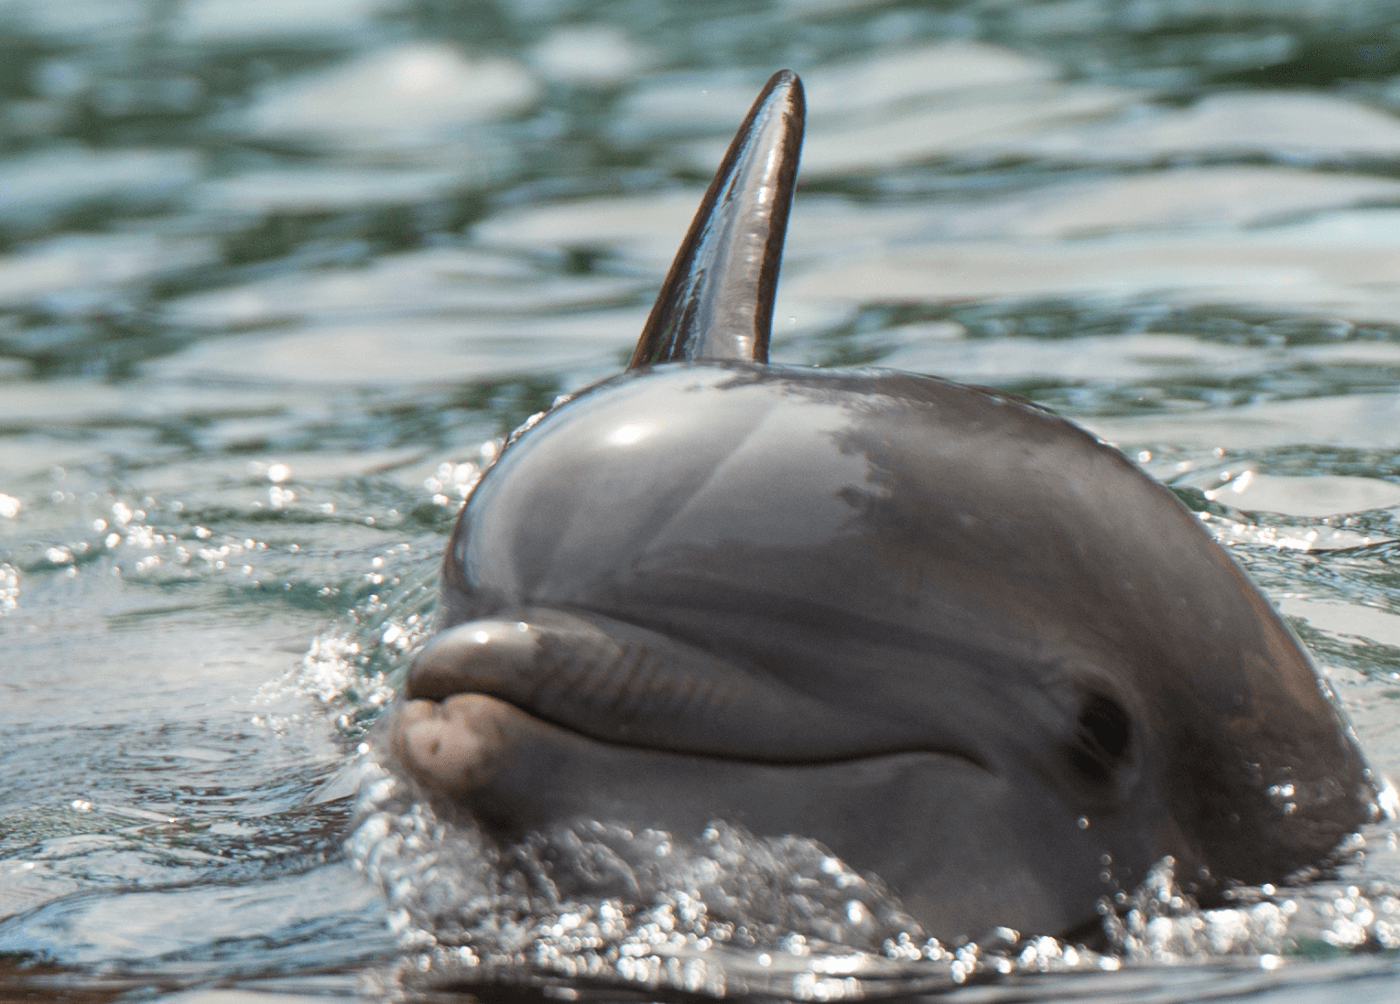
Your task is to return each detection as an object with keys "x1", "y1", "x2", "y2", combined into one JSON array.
[{"x1": 628, "y1": 70, "x2": 805, "y2": 368}]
